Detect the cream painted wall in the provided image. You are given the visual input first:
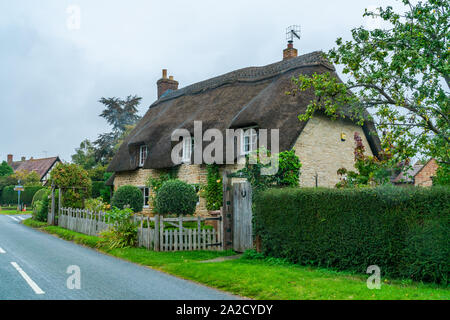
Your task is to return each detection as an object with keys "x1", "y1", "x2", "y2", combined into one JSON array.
[{"x1": 293, "y1": 114, "x2": 373, "y2": 187}]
